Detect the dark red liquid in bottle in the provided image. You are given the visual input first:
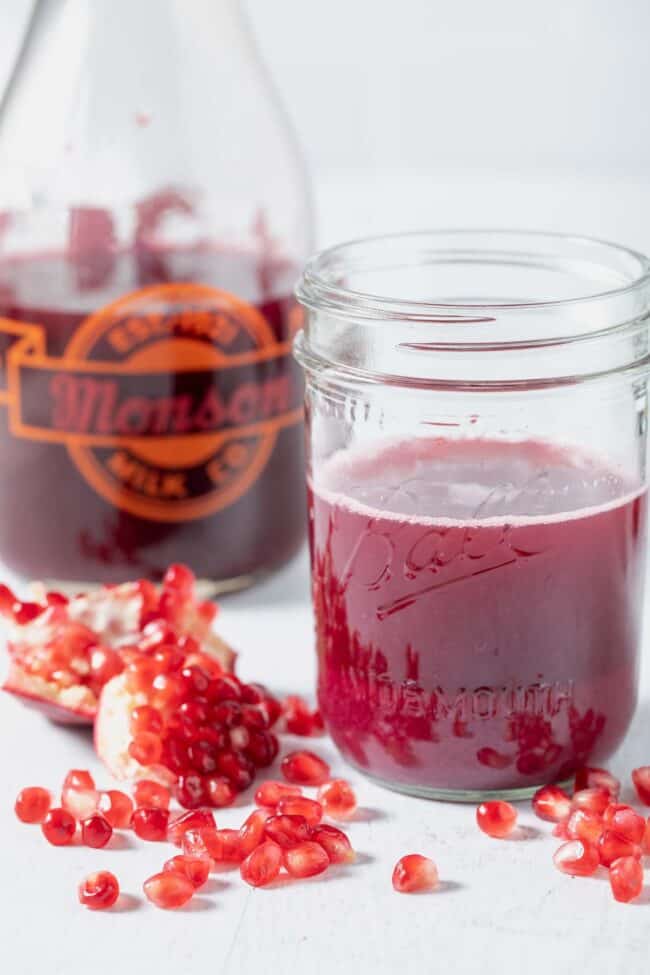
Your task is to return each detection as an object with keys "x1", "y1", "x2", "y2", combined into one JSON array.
[
  {"x1": 309, "y1": 438, "x2": 646, "y2": 795},
  {"x1": 0, "y1": 245, "x2": 304, "y2": 585}
]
